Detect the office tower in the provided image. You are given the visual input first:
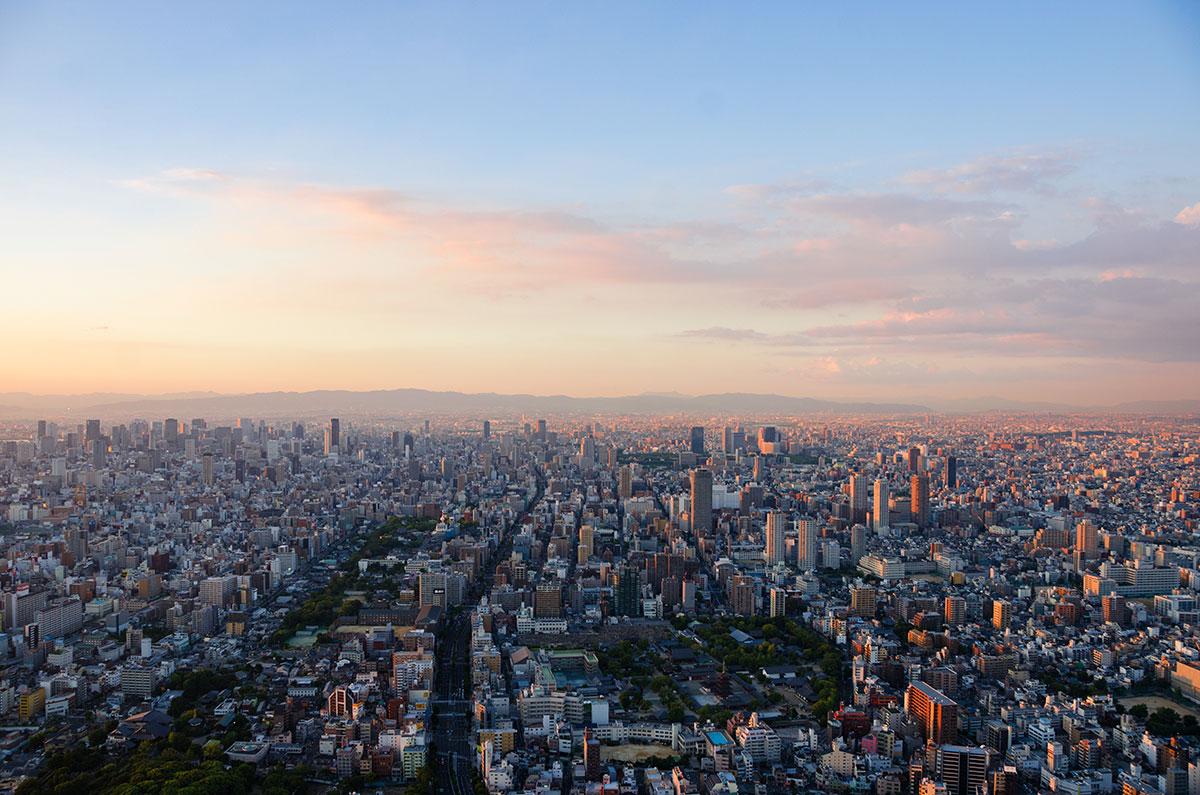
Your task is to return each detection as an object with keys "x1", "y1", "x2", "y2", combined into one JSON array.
[
  {"x1": 944, "y1": 596, "x2": 966, "y2": 626},
  {"x1": 874, "y1": 480, "x2": 890, "y2": 529},
  {"x1": 905, "y1": 681, "x2": 959, "y2": 744},
  {"x1": 618, "y1": 466, "x2": 633, "y2": 500},
  {"x1": 722, "y1": 426, "x2": 734, "y2": 453},
  {"x1": 729, "y1": 575, "x2": 755, "y2": 616},
  {"x1": 403, "y1": 433, "x2": 414, "y2": 453},
  {"x1": 937, "y1": 745, "x2": 989, "y2": 795},
  {"x1": 944, "y1": 455, "x2": 957, "y2": 488},
  {"x1": 851, "y1": 525, "x2": 867, "y2": 564},
  {"x1": 850, "y1": 475, "x2": 868, "y2": 524},
  {"x1": 37, "y1": 420, "x2": 46, "y2": 440},
  {"x1": 764, "y1": 511, "x2": 787, "y2": 564},
  {"x1": 201, "y1": 453, "x2": 214, "y2": 486},
  {"x1": 689, "y1": 426, "x2": 705, "y2": 455},
  {"x1": 850, "y1": 587, "x2": 877, "y2": 618},
  {"x1": 579, "y1": 436, "x2": 595, "y2": 462},
  {"x1": 798, "y1": 519, "x2": 819, "y2": 571},
  {"x1": 86, "y1": 419, "x2": 101, "y2": 443},
  {"x1": 908, "y1": 447, "x2": 920, "y2": 472},
  {"x1": 690, "y1": 469, "x2": 713, "y2": 534},
  {"x1": 757, "y1": 426, "x2": 778, "y2": 453},
  {"x1": 164, "y1": 418, "x2": 180, "y2": 446},
  {"x1": 91, "y1": 439, "x2": 106, "y2": 469},
  {"x1": 323, "y1": 428, "x2": 333, "y2": 455},
  {"x1": 482, "y1": 419, "x2": 490, "y2": 439},
  {"x1": 992, "y1": 599, "x2": 1011, "y2": 630},
  {"x1": 329, "y1": 418, "x2": 340, "y2": 452},
  {"x1": 536, "y1": 419, "x2": 547, "y2": 442},
  {"x1": 768, "y1": 587, "x2": 787, "y2": 618},
  {"x1": 614, "y1": 565, "x2": 641, "y2": 617},
  {"x1": 534, "y1": 583, "x2": 563, "y2": 618},
  {"x1": 391, "y1": 430, "x2": 400, "y2": 450},
  {"x1": 1076, "y1": 519, "x2": 1099, "y2": 559},
  {"x1": 912, "y1": 474, "x2": 930, "y2": 528}
]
